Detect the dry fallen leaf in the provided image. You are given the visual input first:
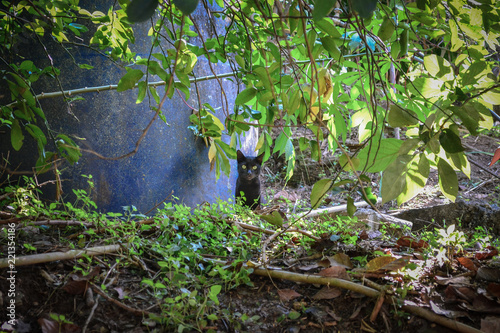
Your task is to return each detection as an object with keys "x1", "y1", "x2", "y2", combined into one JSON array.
[
  {"x1": 318, "y1": 266, "x2": 350, "y2": 280},
  {"x1": 277, "y1": 289, "x2": 302, "y2": 302},
  {"x1": 311, "y1": 286, "x2": 342, "y2": 300},
  {"x1": 457, "y1": 257, "x2": 478, "y2": 272},
  {"x1": 429, "y1": 301, "x2": 468, "y2": 319}
]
